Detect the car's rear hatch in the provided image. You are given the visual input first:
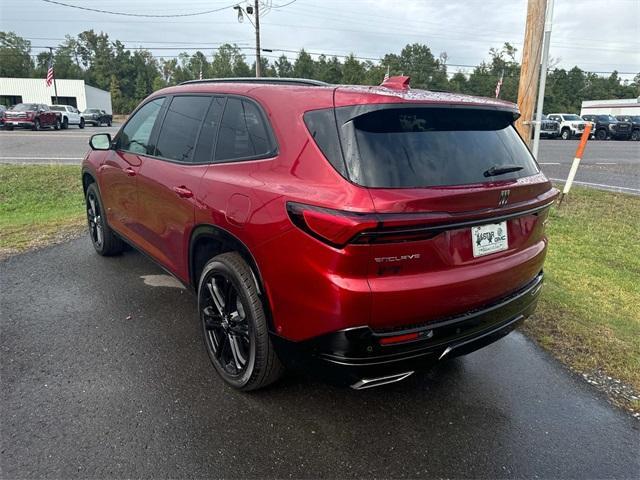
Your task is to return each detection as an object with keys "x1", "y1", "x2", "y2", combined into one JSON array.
[{"x1": 309, "y1": 89, "x2": 557, "y2": 330}]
